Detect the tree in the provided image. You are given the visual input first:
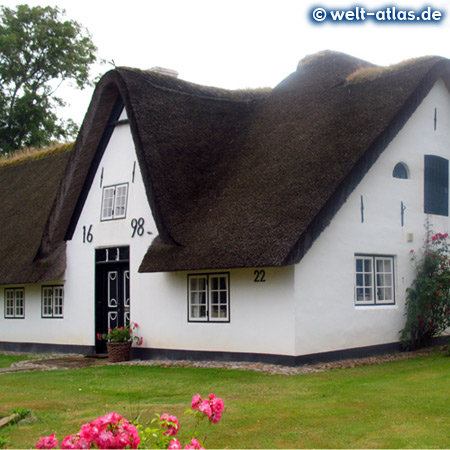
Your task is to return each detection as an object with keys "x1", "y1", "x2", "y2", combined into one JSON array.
[{"x1": 0, "y1": 4, "x2": 97, "y2": 154}]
